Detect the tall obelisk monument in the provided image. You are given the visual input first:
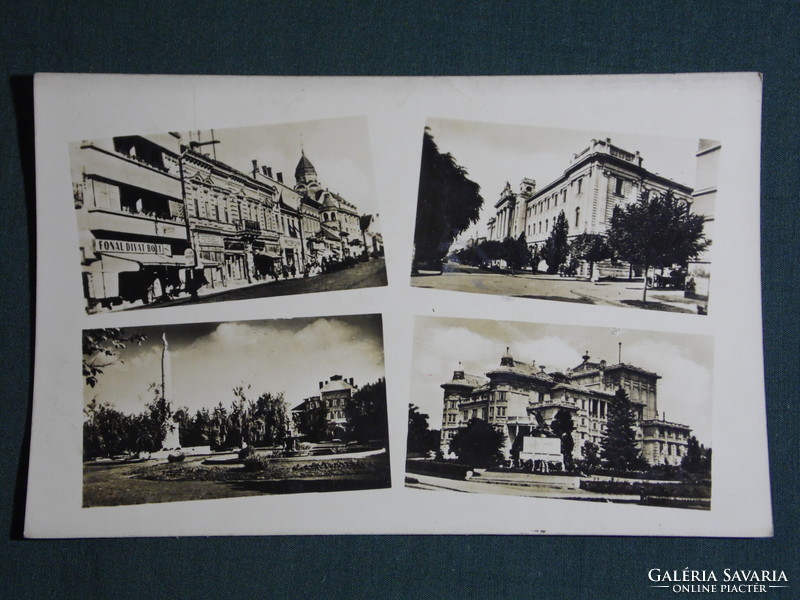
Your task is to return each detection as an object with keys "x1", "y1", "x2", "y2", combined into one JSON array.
[
  {"x1": 161, "y1": 331, "x2": 172, "y2": 403},
  {"x1": 160, "y1": 331, "x2": 181, "y2": 450}
]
